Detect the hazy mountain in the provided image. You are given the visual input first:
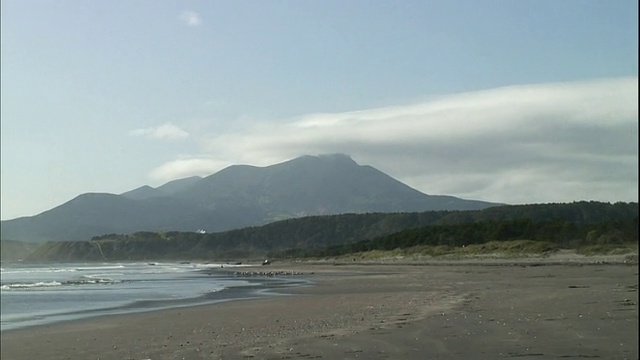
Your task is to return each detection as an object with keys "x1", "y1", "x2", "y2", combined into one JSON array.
[
  {"x1": 120, "y1": 176, "x2": 203, "y2": 200},
  {"x1": 1, "y1": 154, "x2": 499, "y2": 243}
]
